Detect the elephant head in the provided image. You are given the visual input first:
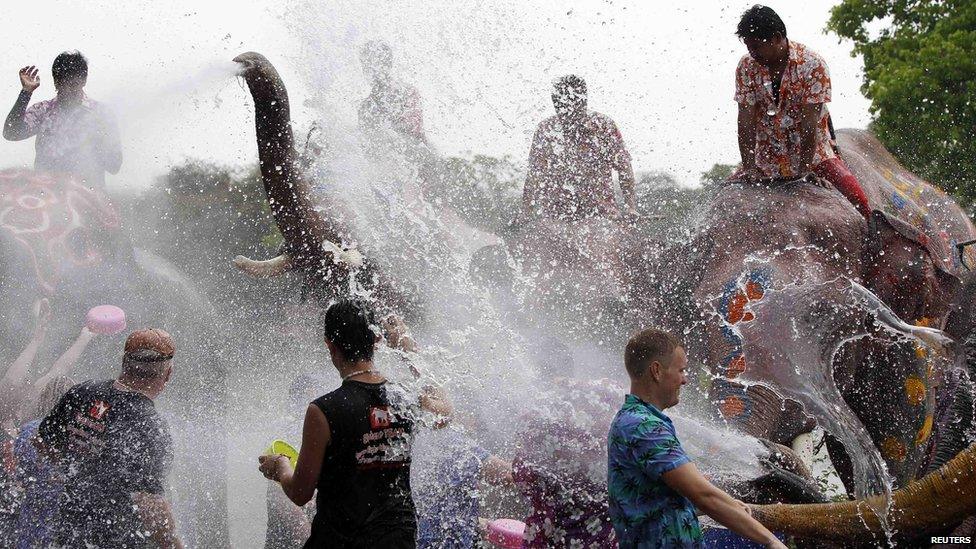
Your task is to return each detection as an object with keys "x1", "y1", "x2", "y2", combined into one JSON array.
[{"x1": 232, "y1": 52, "x2": 408, "y2": 311}]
